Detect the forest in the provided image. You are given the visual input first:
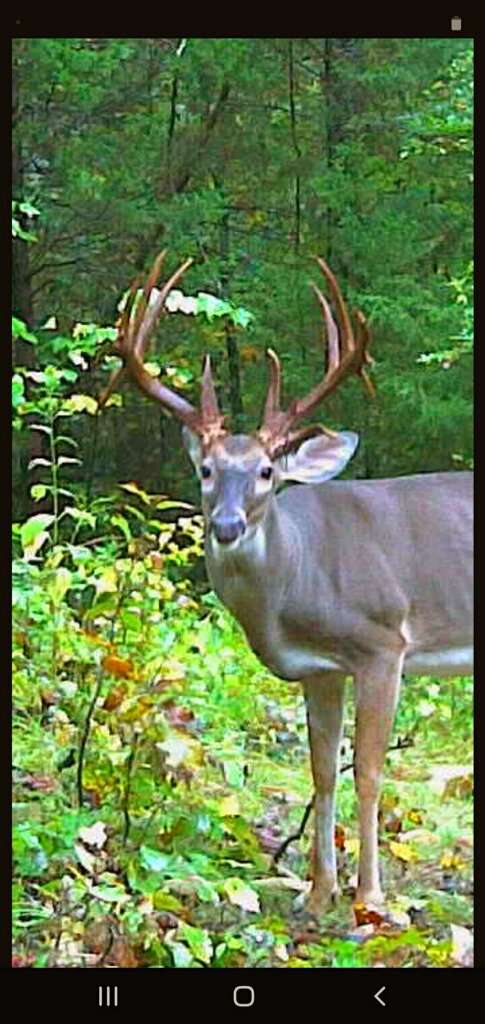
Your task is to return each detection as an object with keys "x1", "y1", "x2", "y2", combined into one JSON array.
[{"x1": 12, "y1": 37, "x2": 473, "y2": 969}]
